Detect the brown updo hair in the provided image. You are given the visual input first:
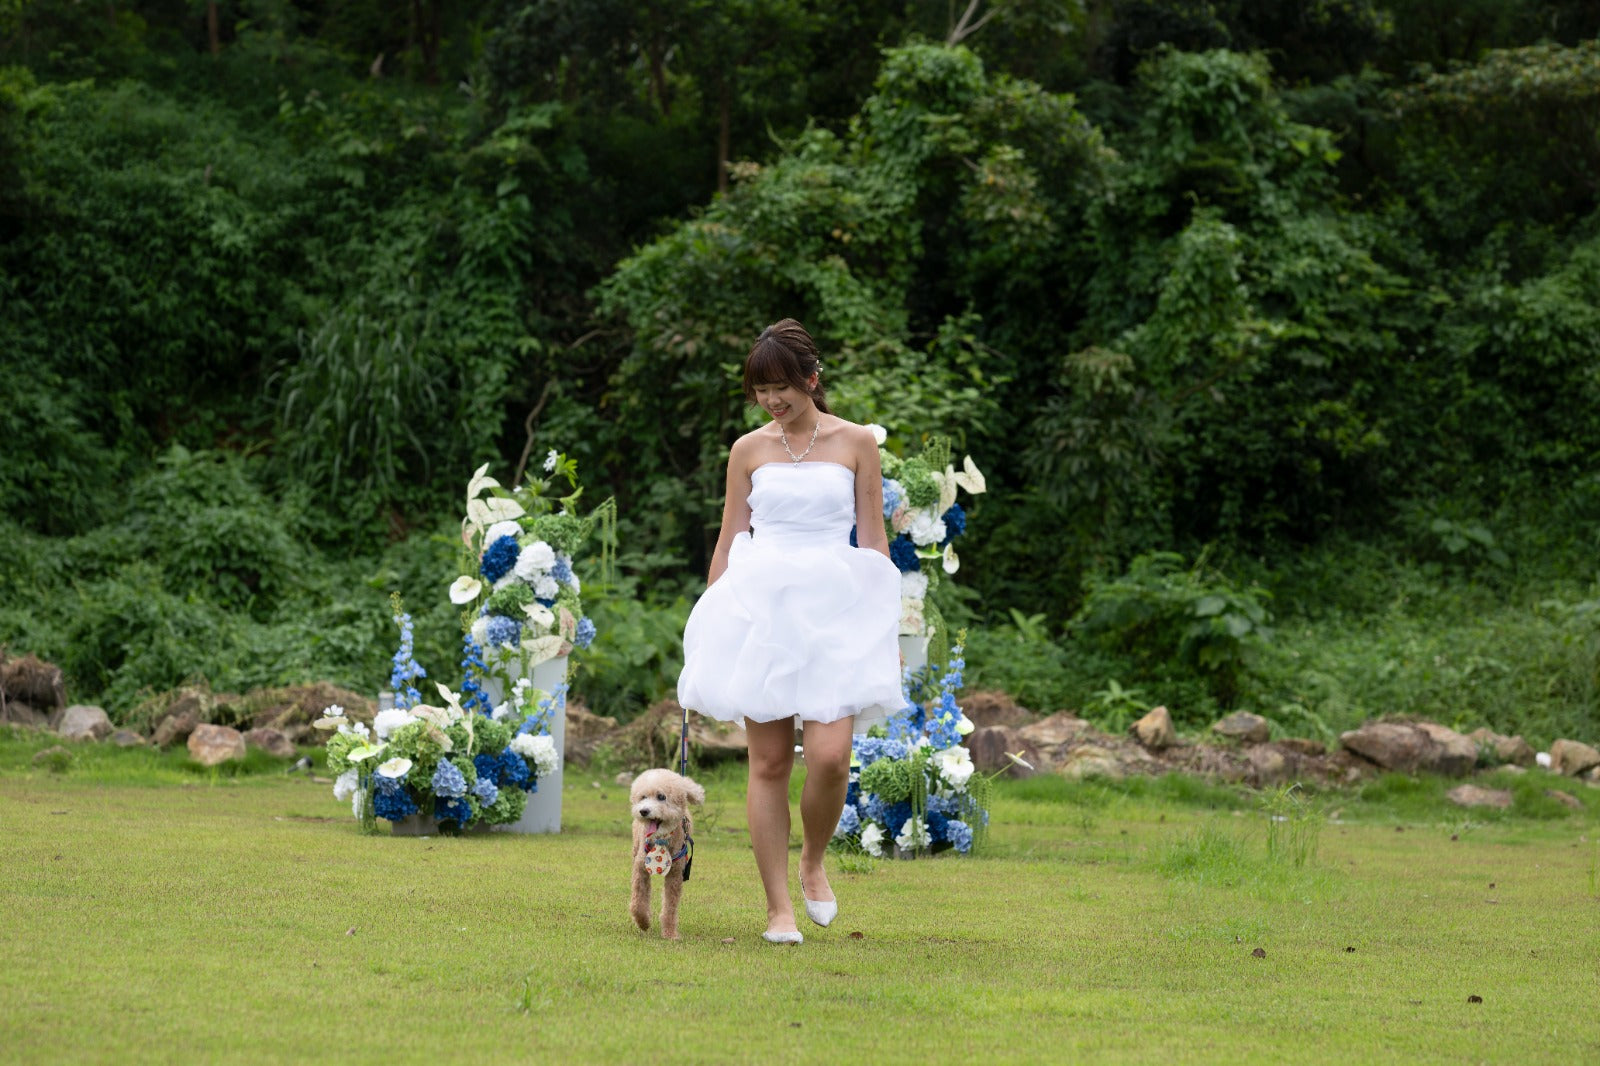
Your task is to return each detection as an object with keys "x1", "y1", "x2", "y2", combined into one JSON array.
[{"x1": 741, "y1": 318, "x2": 832, "y2": 414}]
